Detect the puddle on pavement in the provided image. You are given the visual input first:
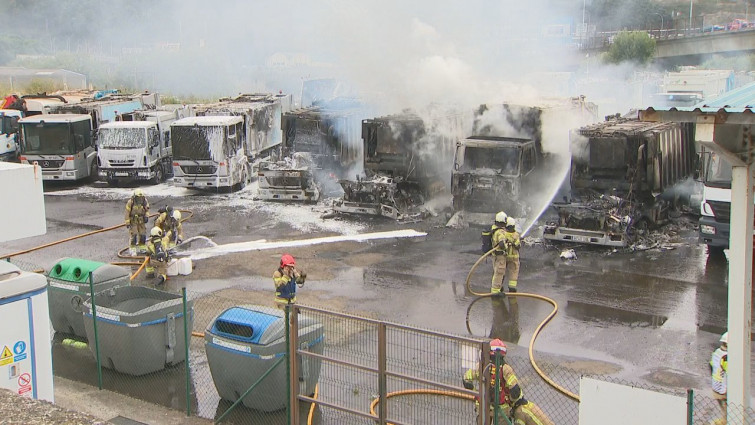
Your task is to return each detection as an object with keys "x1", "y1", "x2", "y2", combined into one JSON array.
[{"x1": 566, "y1": 300, "x2": 668, "y2": 328}]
